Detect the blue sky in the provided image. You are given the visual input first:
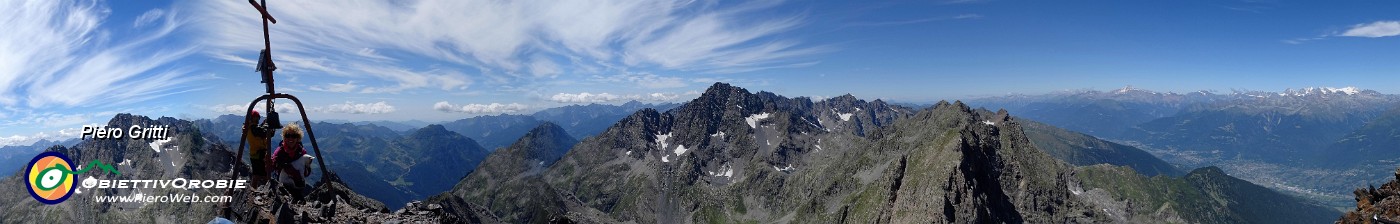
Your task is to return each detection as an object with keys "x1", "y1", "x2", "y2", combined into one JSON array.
[{"x1": 2, "y1": 0, "x2": 1398, "y2": 145}]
